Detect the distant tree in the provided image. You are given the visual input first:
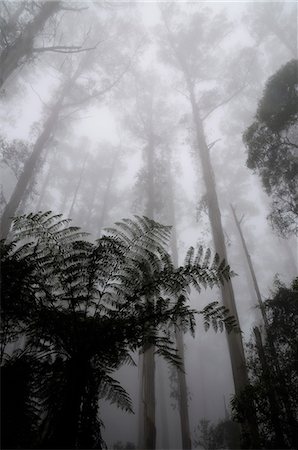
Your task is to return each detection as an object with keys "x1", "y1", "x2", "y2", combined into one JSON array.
[
  {"x1": 244, "y1": 3, "x2": 297, "y2": 59},
  {"x1": 113, "y1": 441, "x2": 136, "y2": 449},
  {"x1": 232, "y1": 277, "x2": 298, "y2": 449},
  {"x1": 0, "y1": 1, "x2": 96, "y2": 89},
  {"x1": 1, "y1": 211, "x2": 237, "y2": 449},
  {"x1": 194, "y1": 418, "x2": 240, "y2": 449},
  {"x1": 244, "y1": 60, "x2": 298, "y2": 237},
  {"x1": 158, "y1": 7, "x2": 260, "y2": 445},
  {"x1": 0, "y1": 12, "x2": 140, "y2": 240}
]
